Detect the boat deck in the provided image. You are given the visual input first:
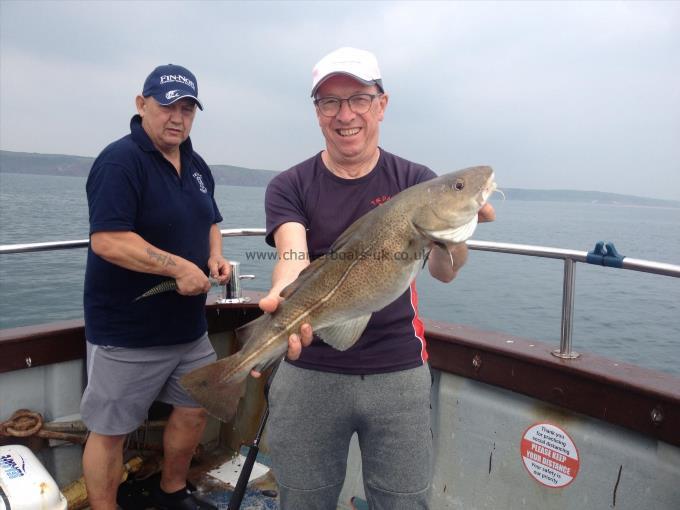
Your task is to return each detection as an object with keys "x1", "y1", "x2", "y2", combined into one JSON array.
[
  {"x1": 116, "y1": 447, "x2": 368, "y2": 510},
  {"x1": 116, "y1": 447, "x2": 278, "y2": 510},
  {"x1": 2, "y1": 269, "x2": 679, "y2": 509}
]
